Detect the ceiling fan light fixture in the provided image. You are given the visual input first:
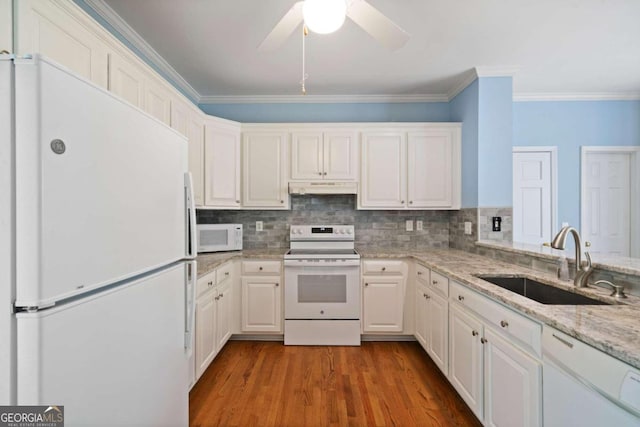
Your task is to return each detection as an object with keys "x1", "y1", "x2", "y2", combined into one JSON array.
[{"x1": 303, "y1": 0, "x2": 347, "y2": 34}]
